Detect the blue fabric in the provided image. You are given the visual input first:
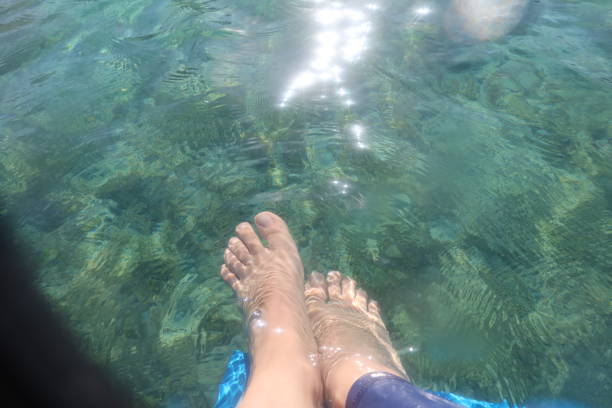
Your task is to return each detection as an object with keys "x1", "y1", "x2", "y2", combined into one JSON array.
[
  {"x1": 213, "y1": 351, "x2": 250, "y2": 408},
  {"x1": 346, "y1": 372, "x2": 463, "y2": 408},
  {"x1": 213, "y1": 350, "x2": 523, "y2": 408}
]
